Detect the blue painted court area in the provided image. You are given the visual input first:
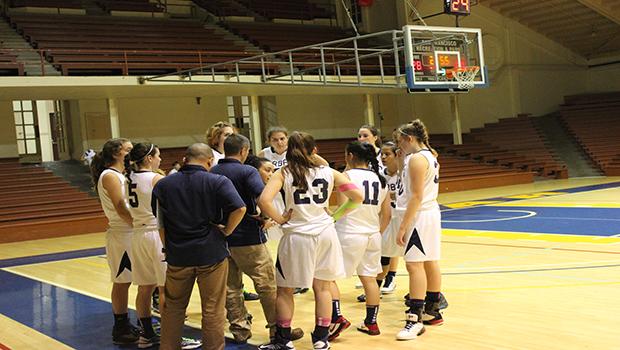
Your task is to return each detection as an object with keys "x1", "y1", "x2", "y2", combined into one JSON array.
[
  {"x1": 442, "y1": 206, "x2": 620, "y2": 236},
  {"x1": 0, "y1": 270, "x2": 255, "y2": 349}
]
